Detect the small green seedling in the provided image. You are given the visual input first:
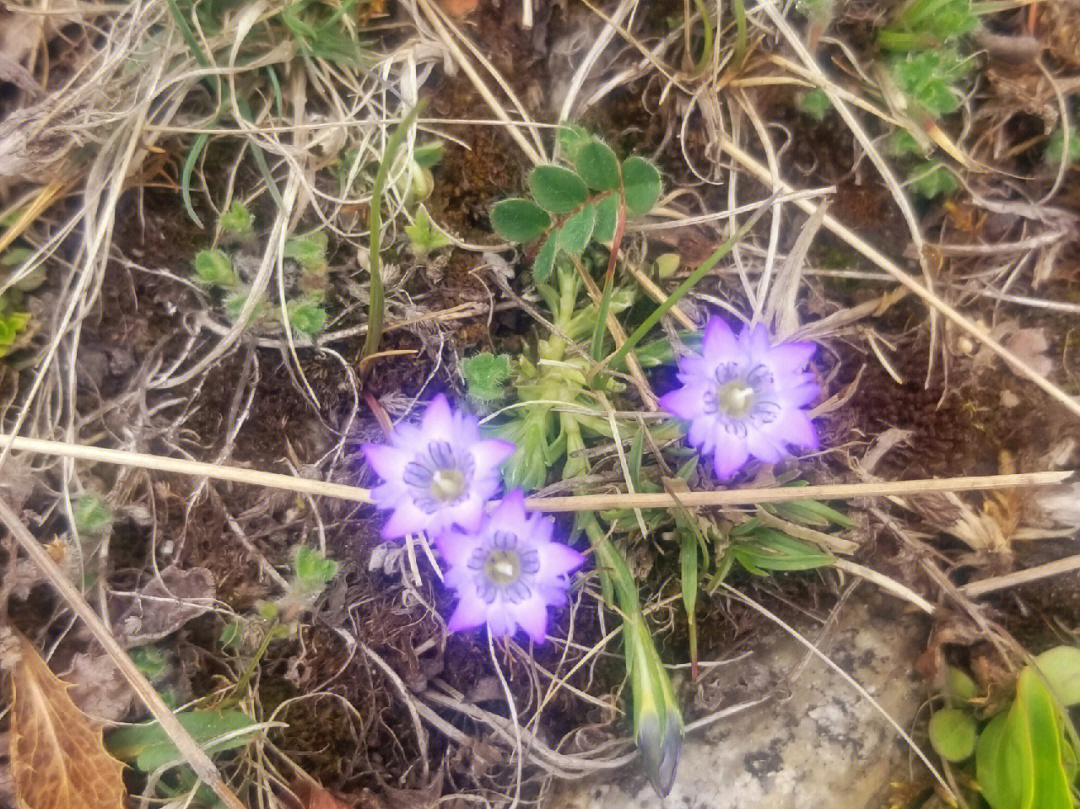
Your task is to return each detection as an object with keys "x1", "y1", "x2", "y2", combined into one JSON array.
[
  {"x1": 405, "y1": 206, "x2": 453, "y2": 254},
  {"x1": 490, "y1": 132, "x2": 662, "y2": 282},
  {"x1": 461, "y1": 352, "x2": 512, "y2": 403},
  {"x1": 219, "y1": 200, "x2": 253, "y2": 235},
  {"x1": 798, "y1": 88, "x2": 832, "y2": 121},
  {"x1": 889, "y1": 48, "x2": 974, "y2": 118},
  {"x1": 193, "y1": 249, "x2": 237, "y2": 288},
  {"x1": 73, "y1": 493, "x2": 113, "y2": 535},
  {"x1": 908, "y1": 161, "x2": 959, "y2": 199},
  {"x1": 283, "y1": 229, "x2": 329, "y2": 273},
  {"x1": 288, "y1": 295, "x2": 328, "y2": 336}
]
